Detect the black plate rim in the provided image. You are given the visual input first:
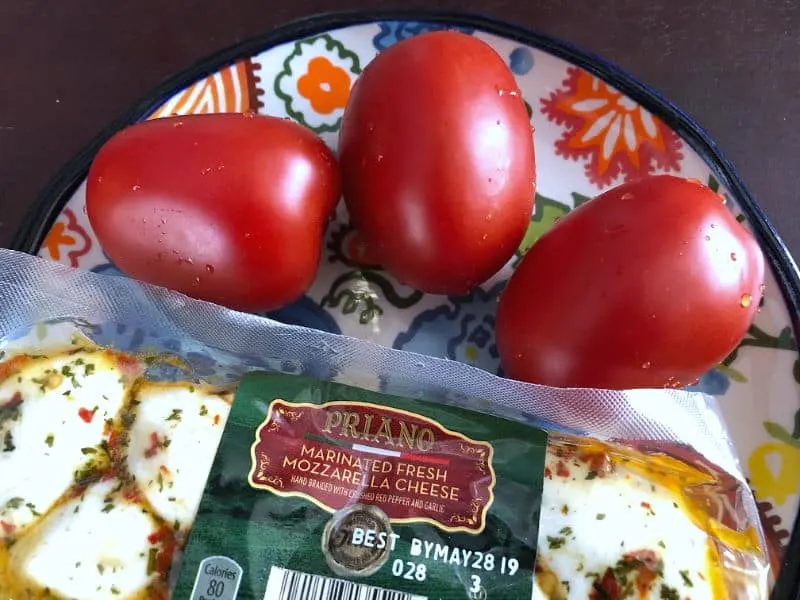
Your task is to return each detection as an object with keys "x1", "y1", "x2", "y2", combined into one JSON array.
[{"x1": 9, "y1": 9, "x2": 800, "y2": 598}]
